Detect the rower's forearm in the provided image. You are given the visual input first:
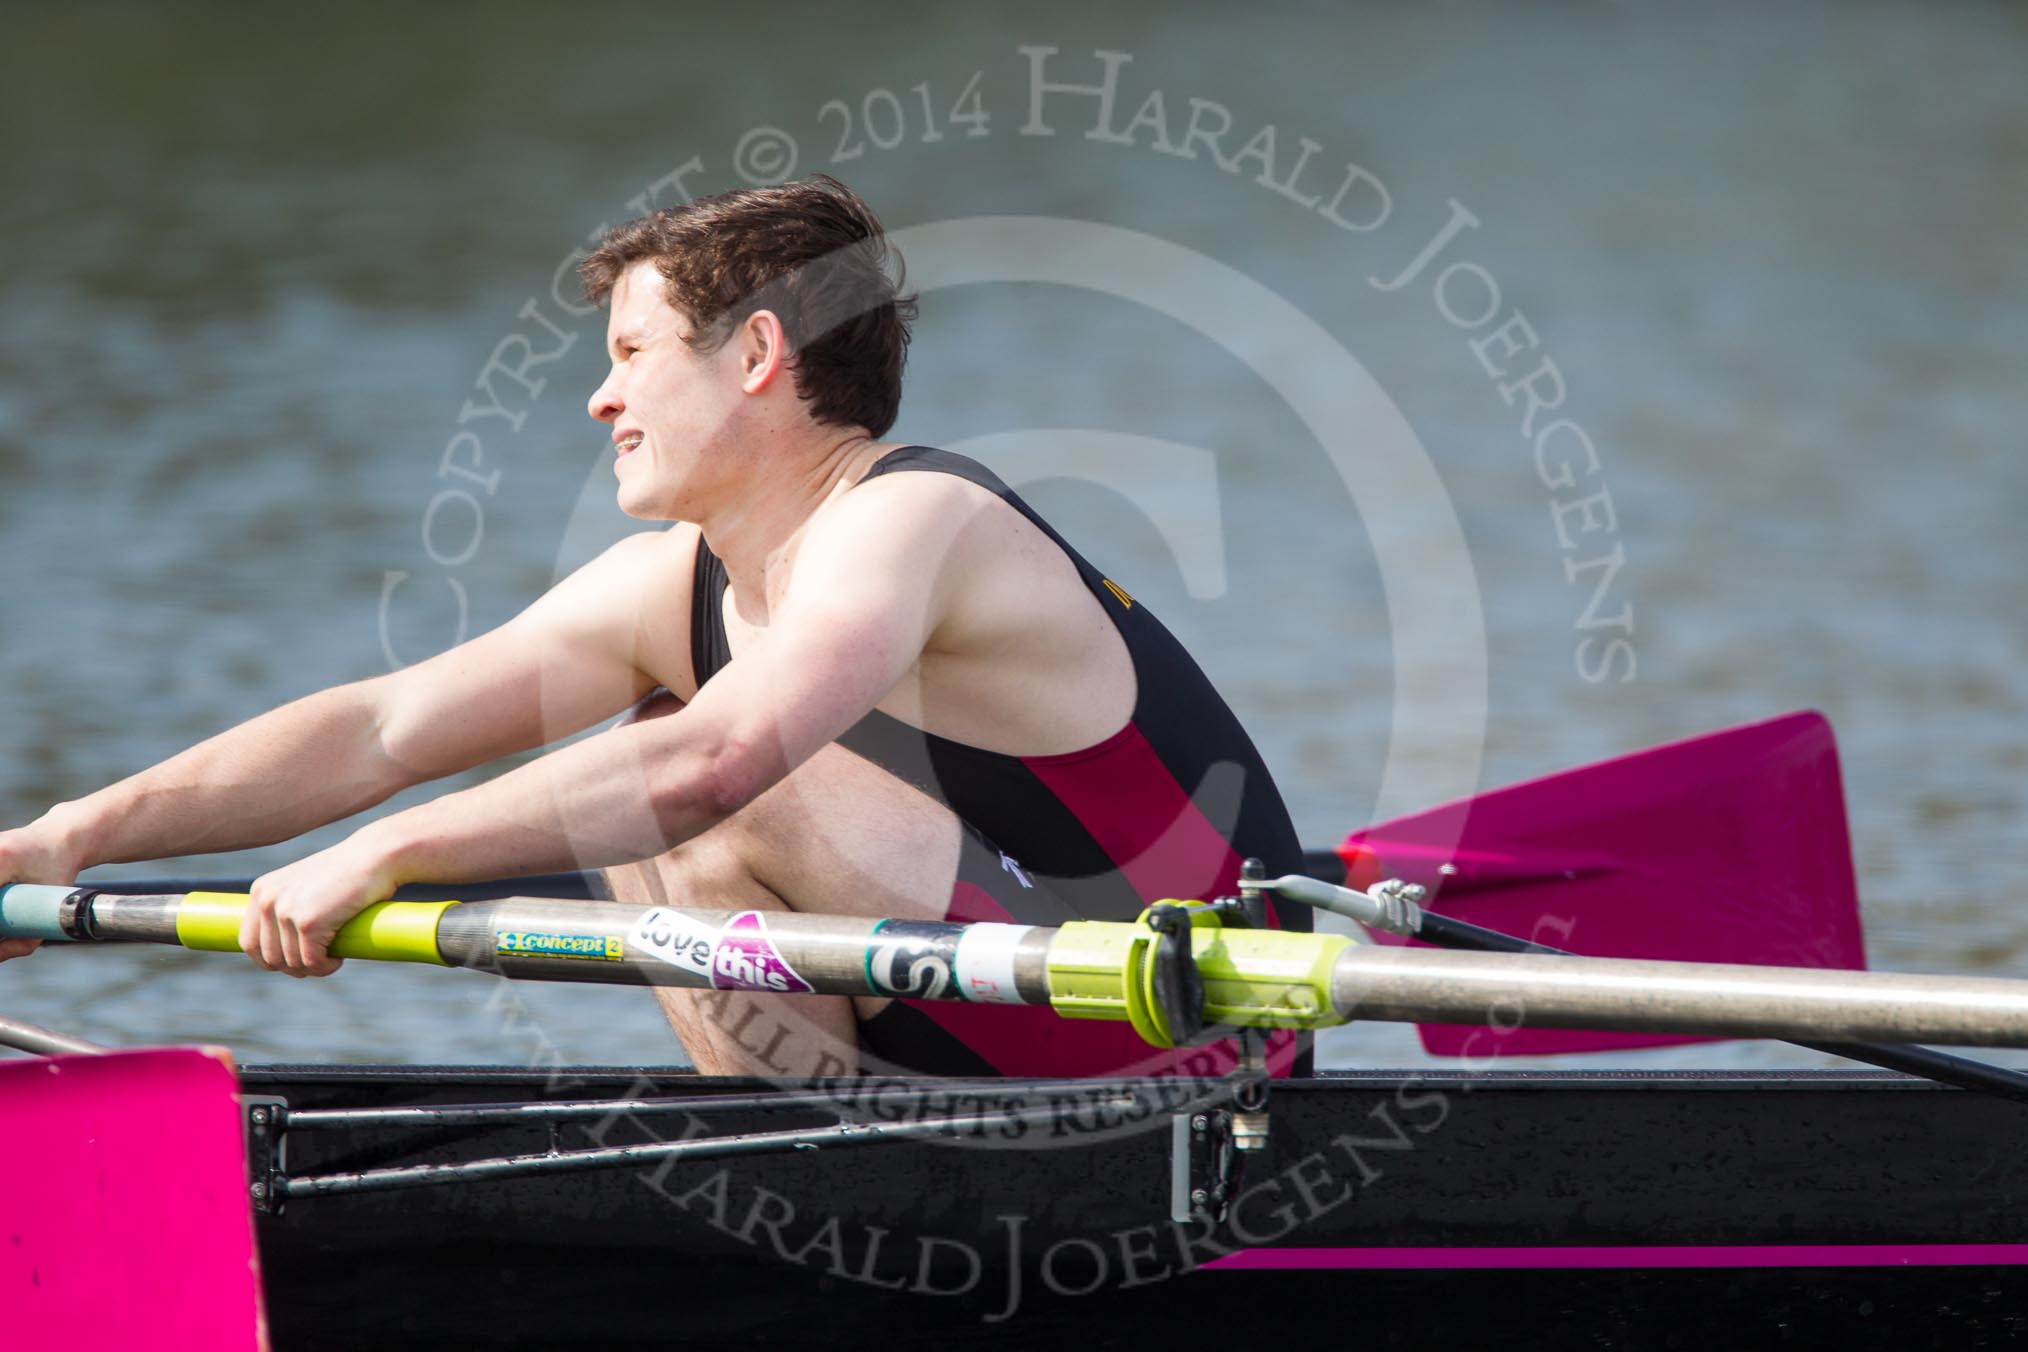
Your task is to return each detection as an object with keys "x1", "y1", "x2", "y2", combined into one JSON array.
[
  {"x1": 49, "y1": 685, "x2": 415, "y2": 867},
  {"x1": 363, "y1": 721, "x2": 747, "y2": 885}
]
